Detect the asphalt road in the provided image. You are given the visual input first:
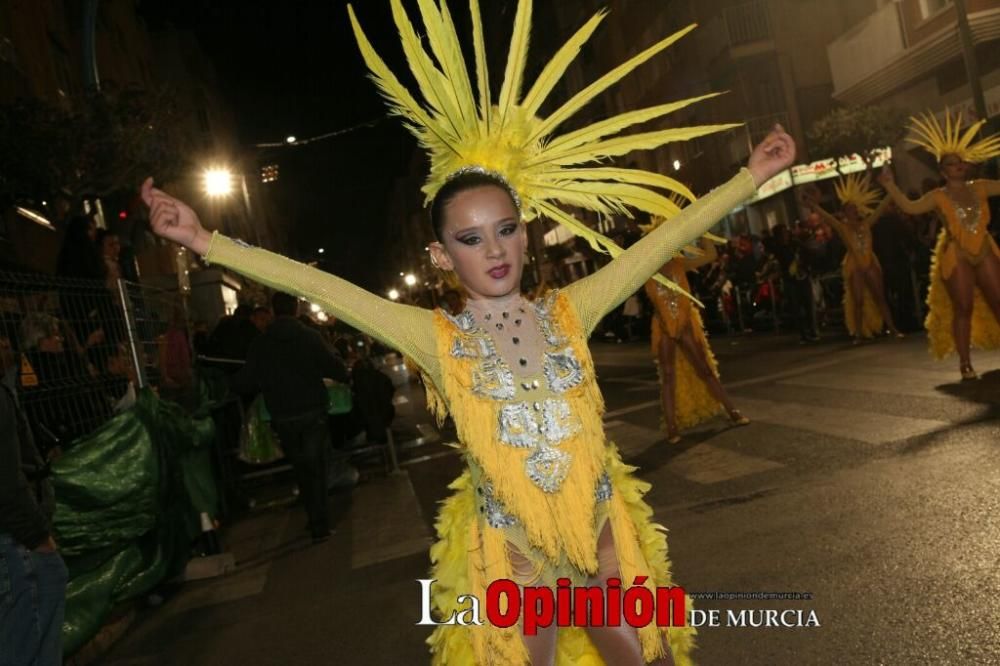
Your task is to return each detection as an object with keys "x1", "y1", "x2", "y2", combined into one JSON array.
[{"x1": 103, "y1": 333, "x2": 1000, "y2": 666}]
